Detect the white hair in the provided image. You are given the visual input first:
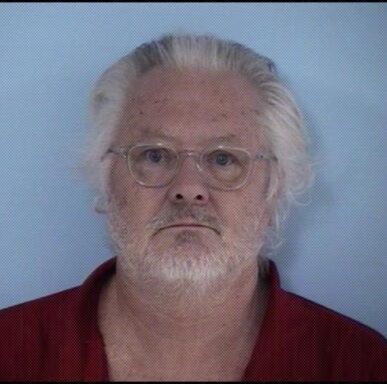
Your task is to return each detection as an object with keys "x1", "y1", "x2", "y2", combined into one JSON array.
[{"x1": 80, "y1": 33, "x2": 314, "y2": 255}]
